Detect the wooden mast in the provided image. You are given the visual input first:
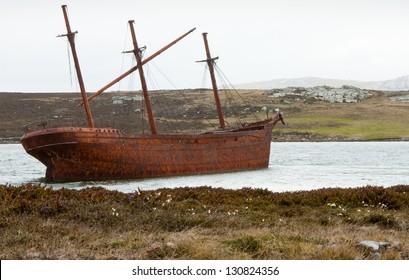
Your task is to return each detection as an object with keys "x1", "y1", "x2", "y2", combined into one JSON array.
[
  {"x1": 60, "y1": 5, "x2": 94, "y2": 128},
  {"x1": 128, "y1": 20, "x2": 157, "y2": 134},
  {"x1": 202, "y1": 32, "x2": 225, "y2": 129},
  {"x1": 78, "y1": 27, "x2": 196, "y2": 105}
]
